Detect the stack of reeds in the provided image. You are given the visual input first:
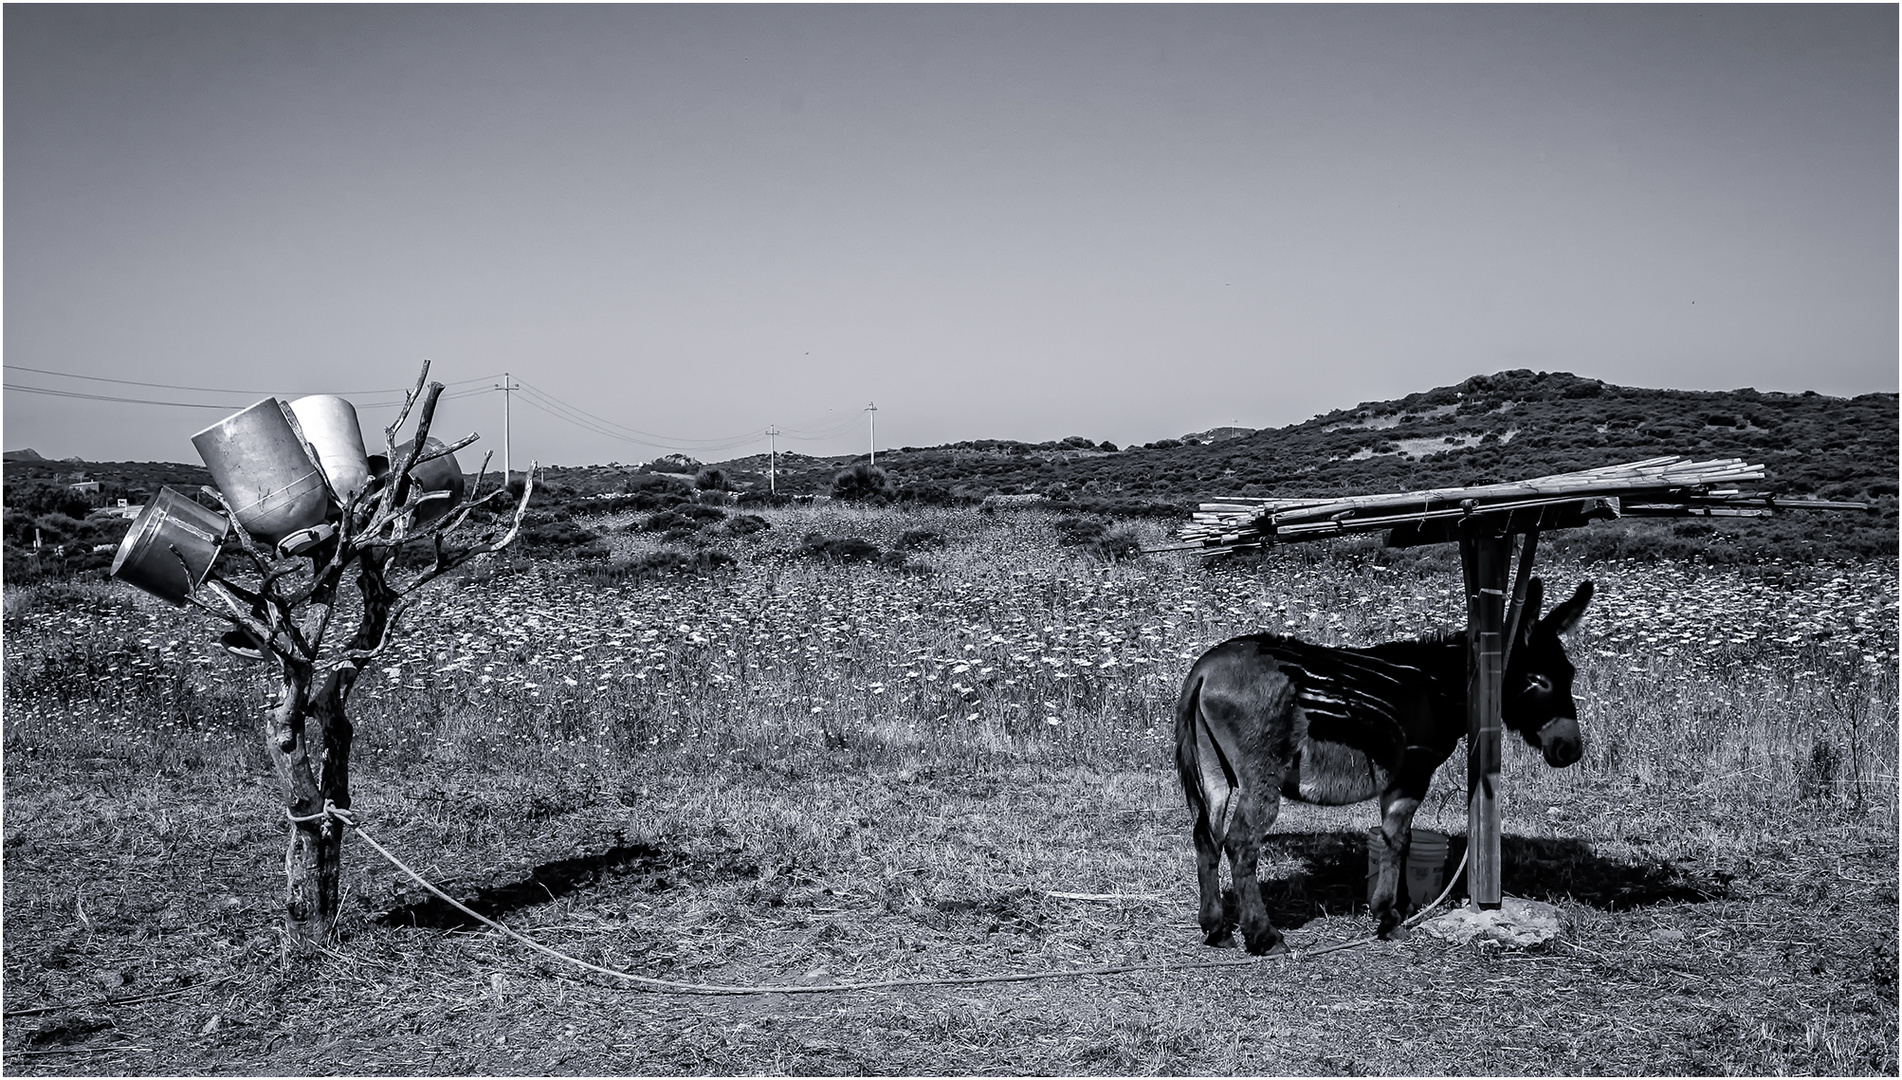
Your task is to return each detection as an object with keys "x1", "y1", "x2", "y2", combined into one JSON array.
[{"x1": 1172, "y1": 456, "x2": 1862, "y2": 553}]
